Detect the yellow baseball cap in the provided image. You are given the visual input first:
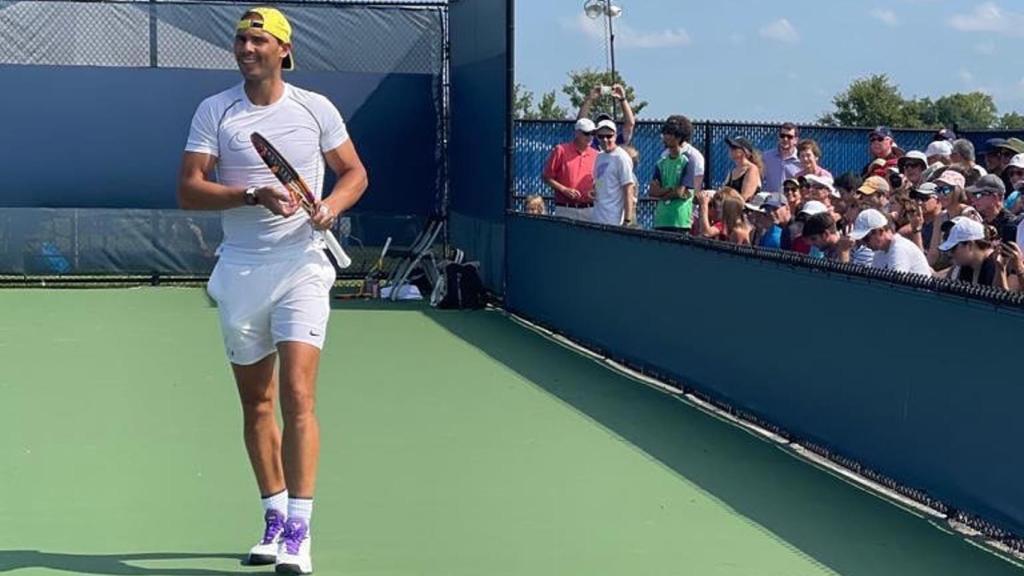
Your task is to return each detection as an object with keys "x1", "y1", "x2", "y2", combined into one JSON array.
[{"x1": 237, "y1": 7, "x2": 294, "y2": 70}]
